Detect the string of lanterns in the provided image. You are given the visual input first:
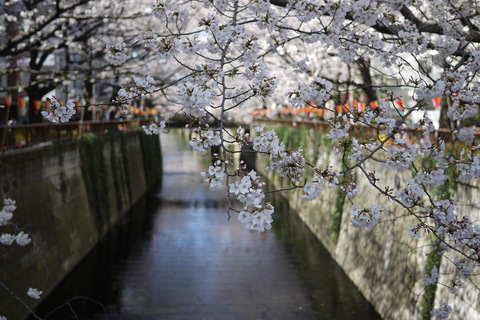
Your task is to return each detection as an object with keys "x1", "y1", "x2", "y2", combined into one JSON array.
[
  {"x1": 1, "y1": 94, "x2": 159, "y2": 116},
  {"x1": 253, "y1": 97, "x2": 443, "y2": 117}
]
